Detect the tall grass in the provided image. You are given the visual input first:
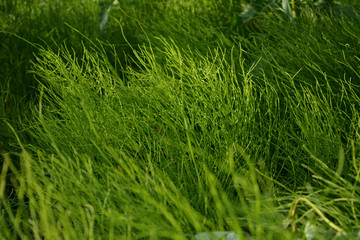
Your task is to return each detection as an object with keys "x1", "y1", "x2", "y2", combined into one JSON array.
[{"x1": 1, "y1": 0, "x2": 360, "y2": 239}]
